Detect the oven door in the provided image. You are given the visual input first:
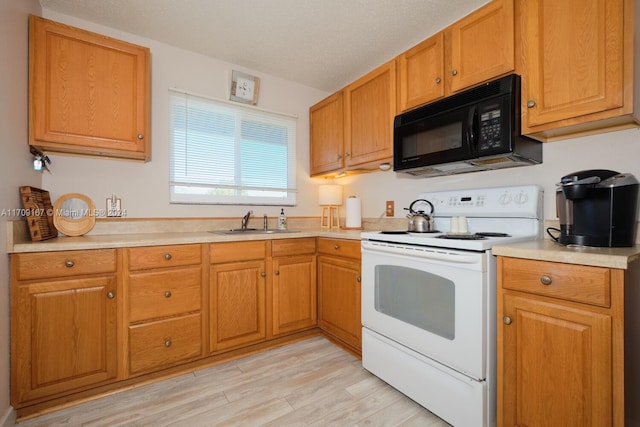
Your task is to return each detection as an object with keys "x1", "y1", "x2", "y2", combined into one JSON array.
[{"x1": 361, "y1": 240, "x2": 490, "y2": 380}]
